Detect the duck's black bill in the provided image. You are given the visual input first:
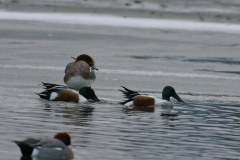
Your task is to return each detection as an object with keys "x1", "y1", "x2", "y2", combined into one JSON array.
[
  {"x1": 91, "y1": 96, "x2": 100, "y2": 102},
  {"x1": 92, "y1": 65, "x2": 98, "y2": 71},
  {"x1": 173, "y1": 93, "x2": 184, "y2": 103}
]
